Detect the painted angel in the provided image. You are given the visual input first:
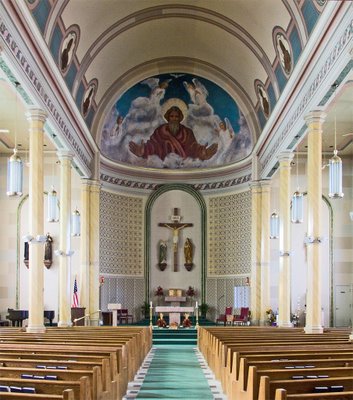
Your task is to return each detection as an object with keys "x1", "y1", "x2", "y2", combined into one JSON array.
[
  {"x1": 141, "y1": 77, "x2": 171, "y2": 104},
  {"x1": 215, "y1": 117, "x2": 234, "y2": 153},
  {"x1": 192, "y1": 78, "x2": 208, "y2": 105}
]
